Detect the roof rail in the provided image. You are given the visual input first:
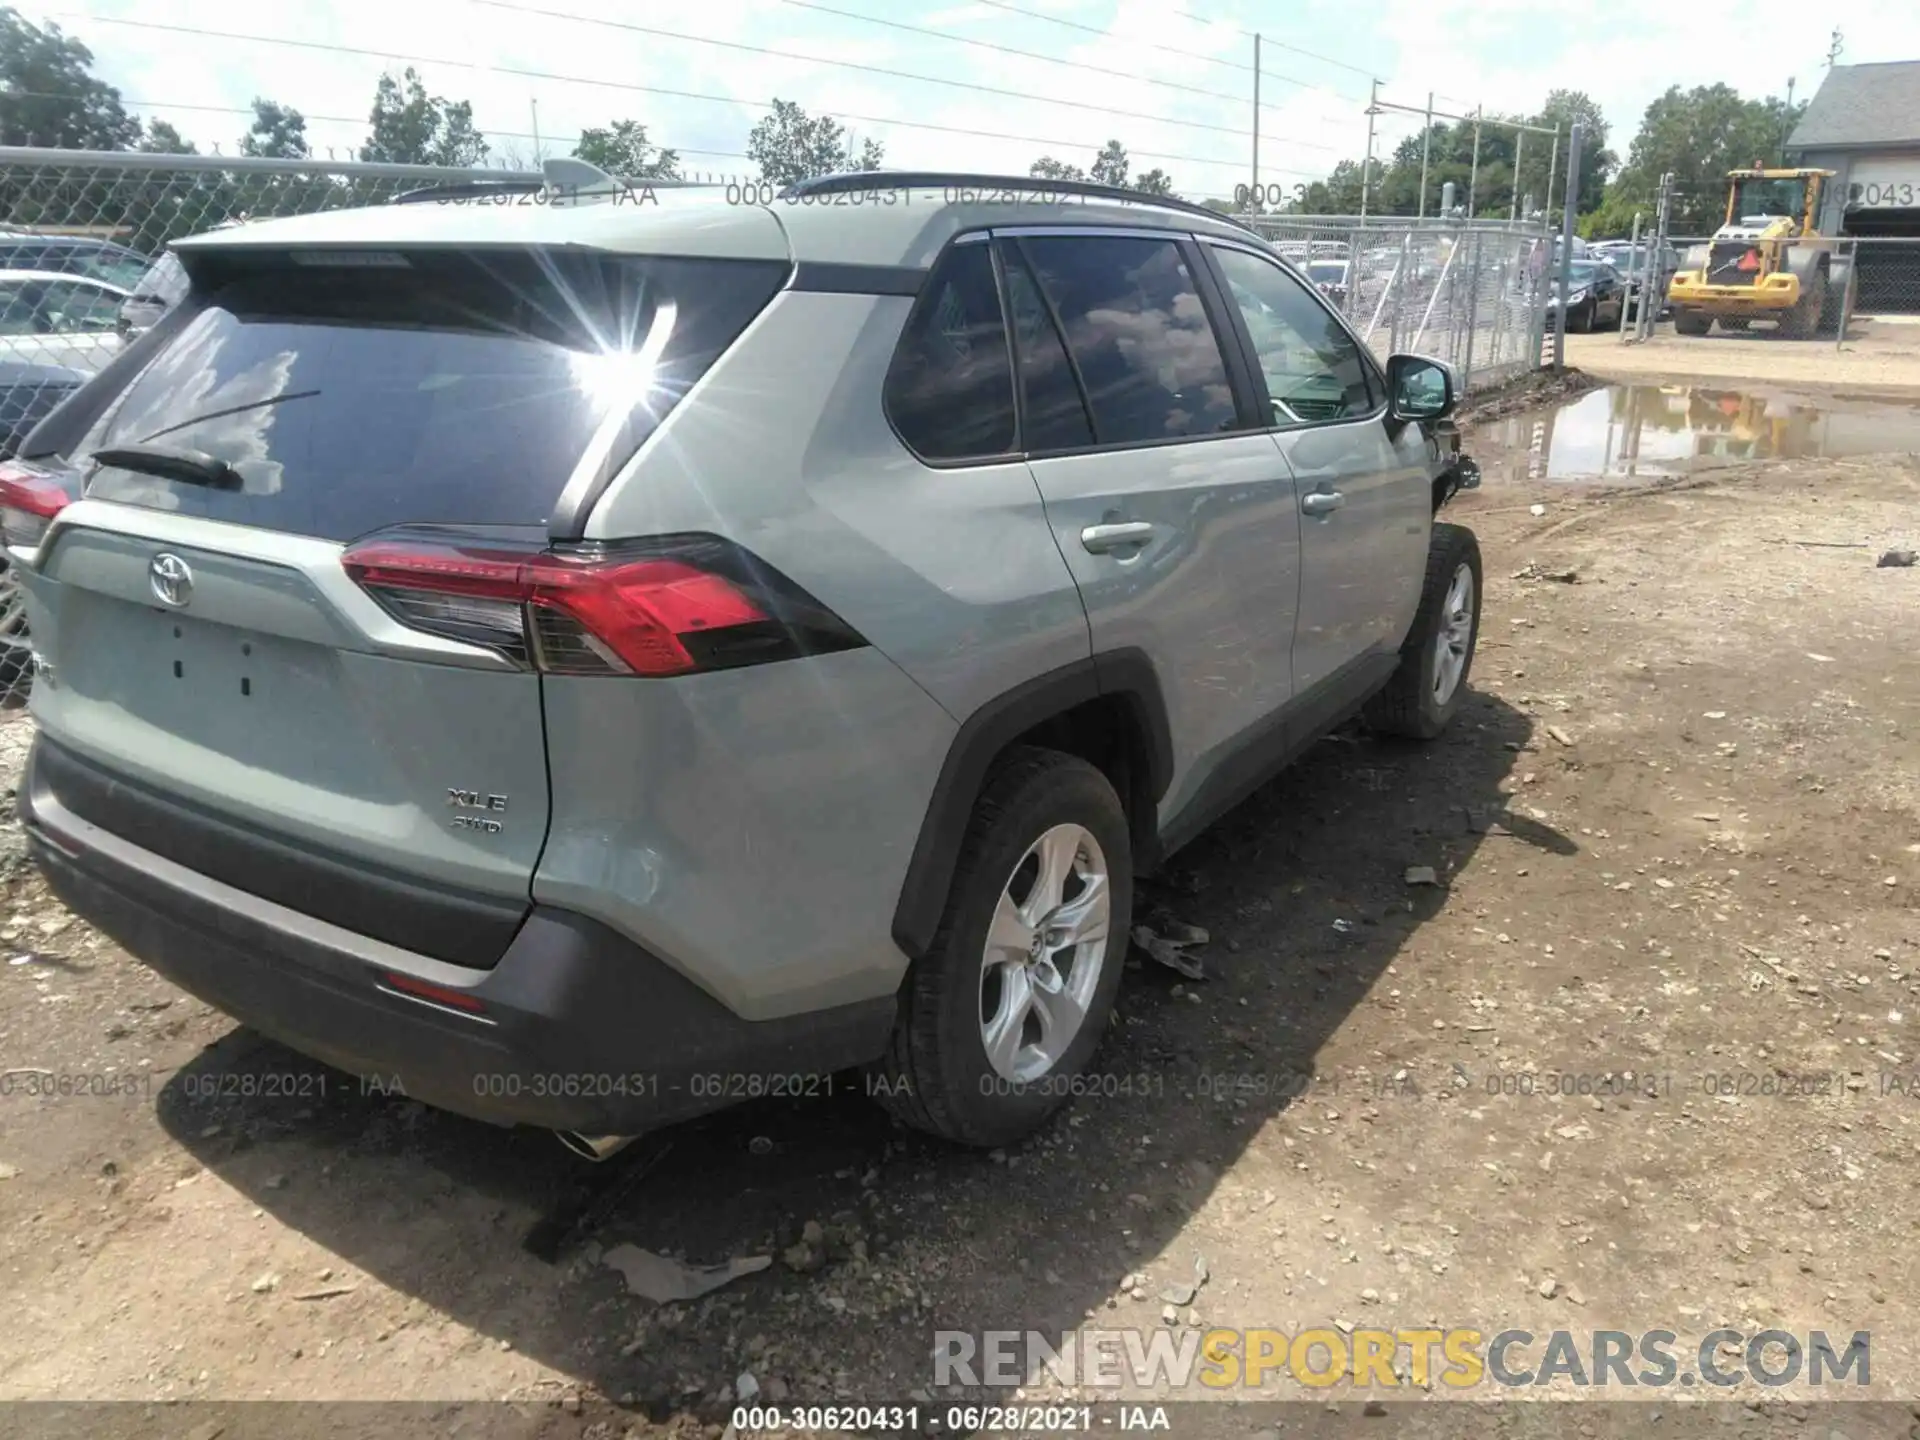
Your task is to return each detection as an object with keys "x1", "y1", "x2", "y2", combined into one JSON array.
[
  {"x1": 781, "y1": 171, "x2": 1261, "y2": 237},
  {"x1": 391, "y1": 158, "x2": 717, "y2": 207}
]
